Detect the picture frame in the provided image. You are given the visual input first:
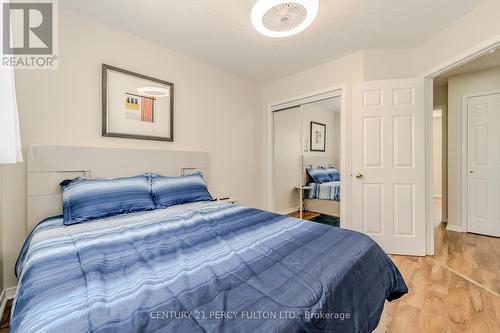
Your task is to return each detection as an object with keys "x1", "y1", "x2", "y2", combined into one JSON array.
[
  {"x1": 102, "y1": 64, "x2": 174, "y2": 141},
  {"x1": 310, "y1": 121, "x2": 326, "y2": 152}
]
